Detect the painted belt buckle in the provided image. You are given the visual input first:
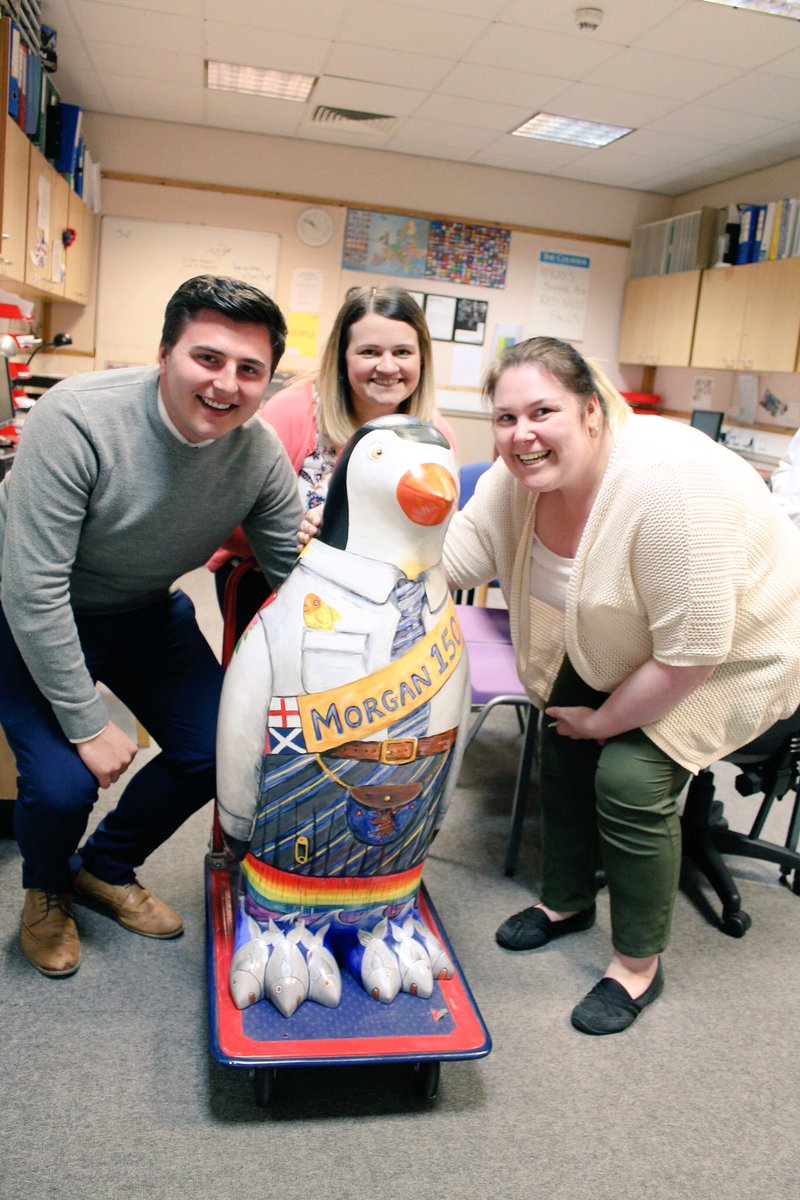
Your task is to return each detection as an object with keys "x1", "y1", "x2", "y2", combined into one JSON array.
[{"x1": 379, "y1": 736, "x2": 418, "y2": 764}]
